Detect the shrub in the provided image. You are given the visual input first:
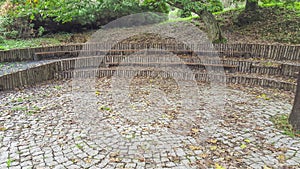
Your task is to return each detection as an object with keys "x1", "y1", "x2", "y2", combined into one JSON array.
[{"x1": 0, "y1": 35, "x2": 4, "y2": 43}]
